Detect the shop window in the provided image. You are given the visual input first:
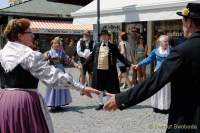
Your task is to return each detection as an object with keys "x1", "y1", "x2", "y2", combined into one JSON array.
[{"x1": 154, "y1": 20, "x2": 185, "y2": 47}]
